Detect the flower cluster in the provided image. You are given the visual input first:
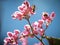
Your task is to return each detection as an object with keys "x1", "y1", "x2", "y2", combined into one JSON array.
[
  {"x1": 42, "y1": 12, "x2": 55, "y2": 27},
  {"x1": 4, "y1": 30, "x2": 20, "y2": 45},
  {"x1": 4, "y1": 0, "x2": 55, "y2": 45},
  {"x1": 4, "y1": 11, "x2": 55, "y2": 45},
  {"x1": 12, "y1": 0, "x2": 35, "y2": 20},
  {"x1": 31, "y1": 12, "x2": 55, "y2": 36}
]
